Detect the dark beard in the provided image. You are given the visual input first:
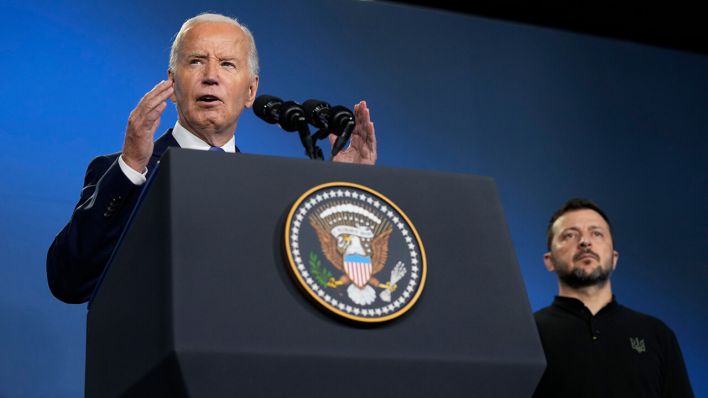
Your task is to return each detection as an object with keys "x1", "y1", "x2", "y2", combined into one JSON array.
[{"x1": 557, "y1": 265, "x2": 612, "y2": 289}]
